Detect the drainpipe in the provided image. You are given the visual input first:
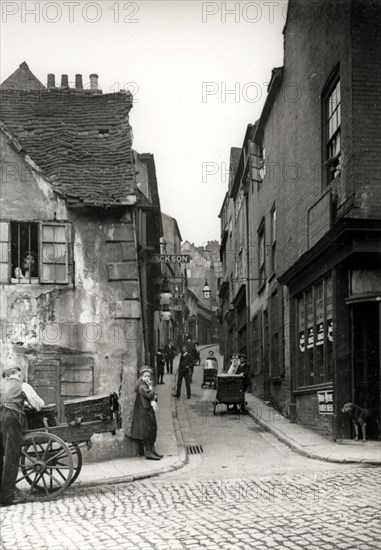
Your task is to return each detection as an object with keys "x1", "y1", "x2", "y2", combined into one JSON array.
[{"x1": 244, "y1": 179, "x2": 251, "y2": 383}]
